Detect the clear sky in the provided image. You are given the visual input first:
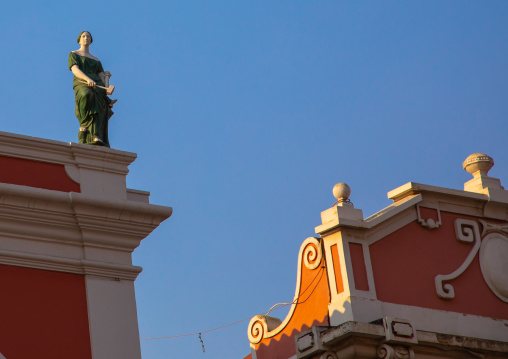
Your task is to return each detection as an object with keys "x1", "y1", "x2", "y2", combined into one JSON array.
[{"x1": 1, "y1": 1, "x2": 508, "y2": 358}]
